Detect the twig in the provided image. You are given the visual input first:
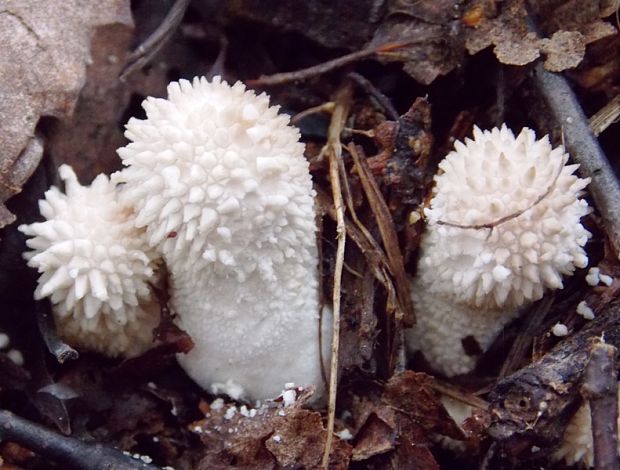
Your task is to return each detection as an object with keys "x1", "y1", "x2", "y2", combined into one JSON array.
[
  {"x1": 532, "y1": 61, "x2": 620, "y2": 258},
  {"x1": 348, "y1": 72, "x2": 399, "y2": 121},
  {"x1": 120, "y1": 0, "x2": 191, "y2": 81},
  {"x1": 436, "y1": 158, "x2": 563, "y2": 230},
  {"x1": 248, "y1": 40, "x2": 425, "y2": 87},
  {"x1": 35, "y1": 299, "x2": 78, "y2": 363},
  {"x1": 590, "y1": 94, "x2": 620, "y2": 137},
  {"x1": 581, "y1": 340, "x2": 620, "y2": 470},
  {"x1": 290, "y1": 102, "x2": 335, "y2": 126},
  {"x1": 316, "y1": 187, "x2": 400, "y2": 315},
  {"x1": 488, "y1": 296, "x2": 620, "y2": 450},
  {"x1": 0, "y1": 409, "x2": 159, "y2": 469},
  {"x1": 321, "y1": 83, "x2": 352, "y2": 469},
  {"x1": 525, "y1": 4, "x2": 620, "y2": 257},
  {"x1": 348, "y1": 143, "x2": 415, "y2": 326}
]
